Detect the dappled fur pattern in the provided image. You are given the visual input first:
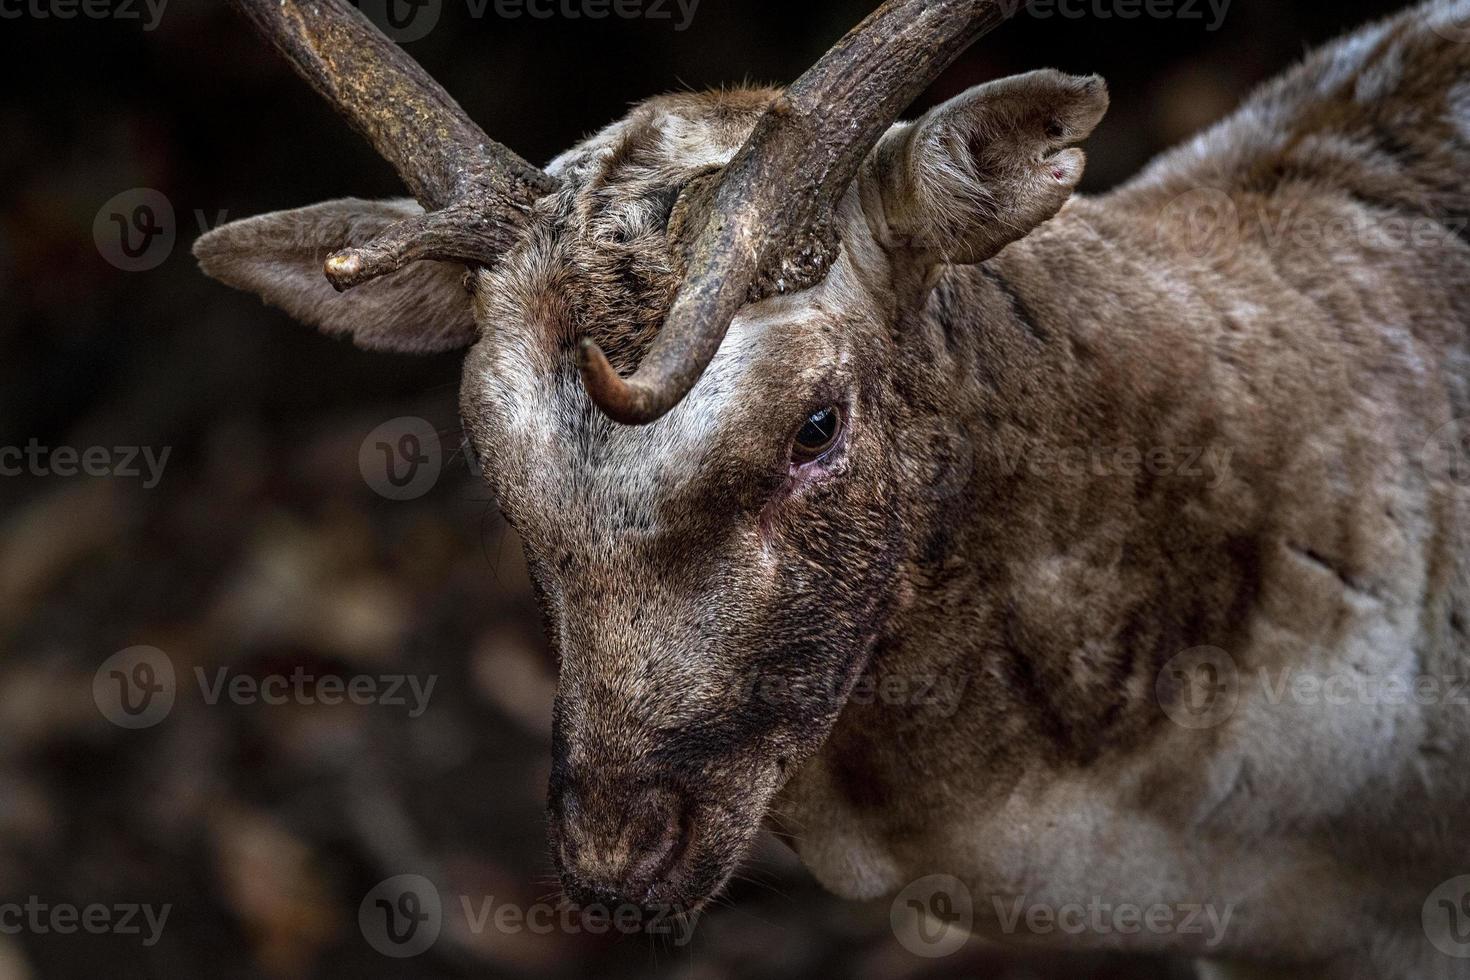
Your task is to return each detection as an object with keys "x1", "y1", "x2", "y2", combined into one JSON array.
[{"x1": 195, "y1": 2, "x2": 1470, "y2": 976}]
